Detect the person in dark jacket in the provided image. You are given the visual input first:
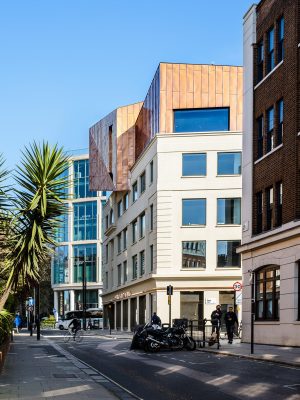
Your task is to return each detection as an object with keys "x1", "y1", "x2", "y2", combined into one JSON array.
[
  {"x1": 151, "y1": 312, "x2": 161, "y2": 326},
  {"x1": 224, "y1": 306, "x2": 238, "y2": 344},
  {"x1": 211, "y1": 305, "x2": 222, "y2": 334}
]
